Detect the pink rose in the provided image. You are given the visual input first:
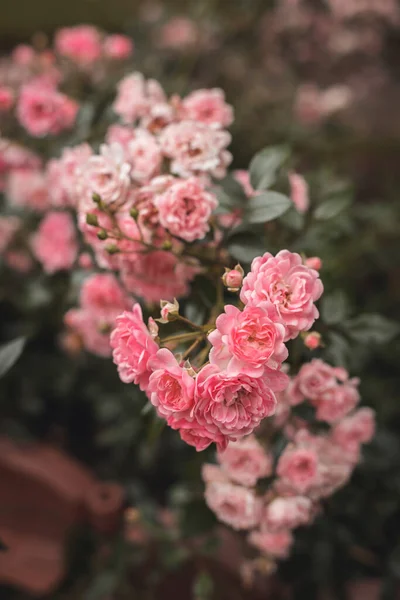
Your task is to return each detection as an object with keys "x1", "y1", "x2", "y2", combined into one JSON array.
[
  {"x1": 182, "y1": 88, "x2": 233, "y2": 129},
  {"x1": 277, "y1": 446, "x2": 319, "y2": 494},
  {"x1": 195, "y1": 364, "x2": 281, "y2": 440},
  {"x1": 315, "y1": 382, "x2": 360, "y2": 423},
  {"x1": 125, "y1": 129, "x2": 162, "y2": 183},
  {"x1": 80, "y1": 144, "x2": 131, "y2": 207},
  {"x1": 304, "y1": 256, "x2": 322, "y2": 271},
  {"x1": 159, "y1": 120, "x2": 232, "y2": 179},
  {"x1": 303, "y1": 331, "x2": 321, "y2": 350},
  {"x1": 55, "y1": 26, "x2": 102, "y2": 65},
  {"x1": 332, "y1": 407, "x2": 376, "y2": 455},
  {"x1": 103, "y1": 35, "x2": 134, "y2": 60},
  {"x1": 154, "y1": 176, "x2": 217, "y2": 242},
  {"x1": 113, "y1": 72, "x2": 166, "y2": 124},
  {"x1": 248, "y1": 529, "x2": 293, "y2": 559},
  {"x1": 32, "y1": 211, "x2": 77, "y2": 274},
  {"x1": 289, "y1": 359, "x2": 337, "y2": 404},
  {"x1": 177, "y1": 418, "x2": 228, "y2": 452},
  {"x1": 6, "y1": 168, "x2": 49, "y2": 211},
  {"x1": 222, "y1": 265, "x2": 244, "y2": 291},
  {"x1": 208, "y1": 303, "x2": 288, "y2": 377},
  {"x1": 158, "y1": 17, "x2": 199, "y2": 49},
  {"x1": 46, "y1": 143, "x2": 93, "y2": 207},
  {"x1": 120, "y1": 251, "x2": 198, "y2": 302},
  {"x1": 110, "y1": 303, "x2": 159, "y2": 390},
  {"x1": 0, "y1": 86, "x2": 14, "y2": 112},
  {"x1": 147, "y1": 348, "x2": 195, "y2": 420},
  {"x1": 289, "y1": 172, "x2": 310, "y2": 214},
  {"x1": 17, "y1": 81, "x2": 78, "y2": 137},
  {"x1": 240, "y1": 250, "x2": 323, "y2": 340},
  {"x1": 217, "y1": 435, "x2": 273, "y2": 487},
  {"x1": 202, "y1": 464, "x2": 230, "y2": 484},
  {"x1": 263, "y1": 496, "x2": 313, "y2": 532},
  {"x1": 205, "y1": 481, "x2": 262, "y2": 530}
]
